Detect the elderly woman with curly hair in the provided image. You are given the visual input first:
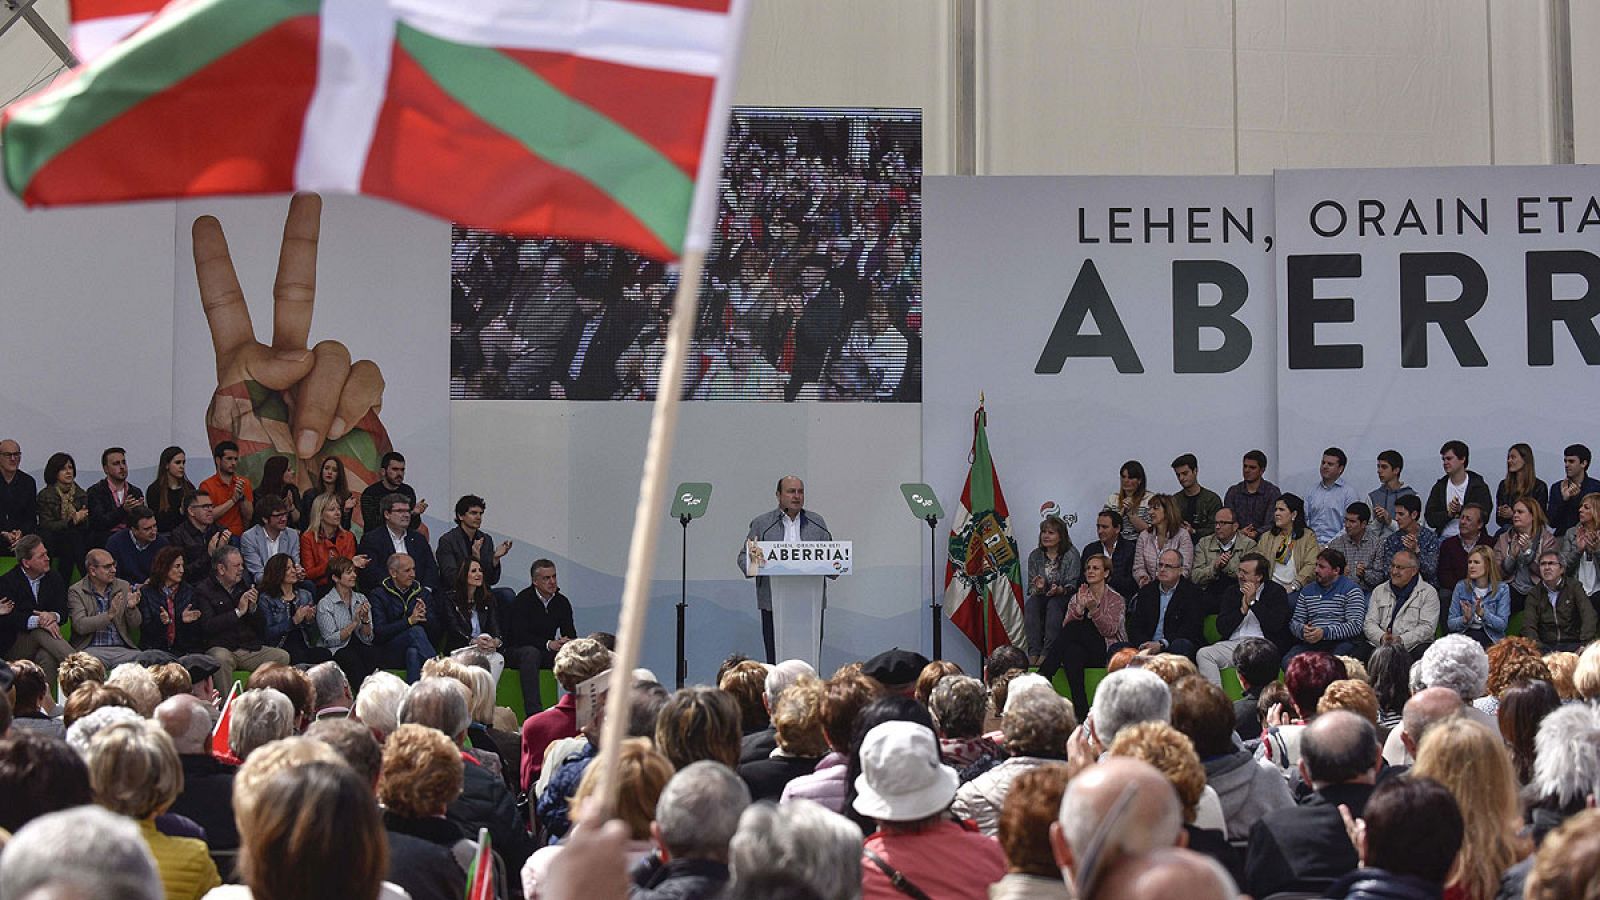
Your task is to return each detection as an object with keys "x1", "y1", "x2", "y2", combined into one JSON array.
[
  {"x1": 738, "y1": 676, "x2": 829, "y2": 801},
  {"x1": 1476, "y1": 636, "x2": 1551, "y2": 717},
  {"x1": 378, "y1": 724, "x2": 477, "y2": 900}
]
